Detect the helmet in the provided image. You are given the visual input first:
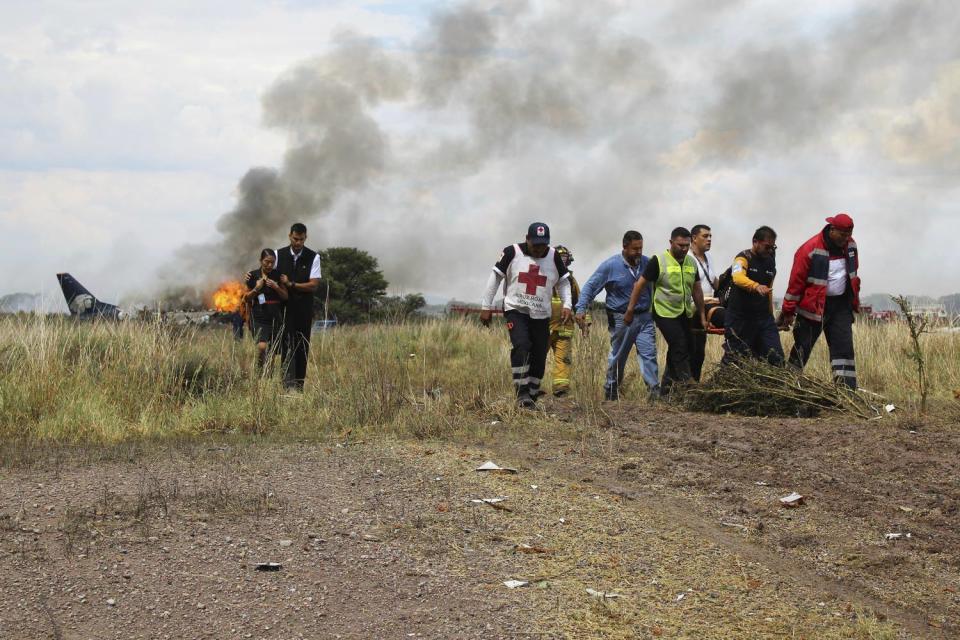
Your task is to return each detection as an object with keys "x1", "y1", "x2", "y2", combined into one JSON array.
[{"x1": 554, "y1": 245, "x2": 574, "y2": 266}]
